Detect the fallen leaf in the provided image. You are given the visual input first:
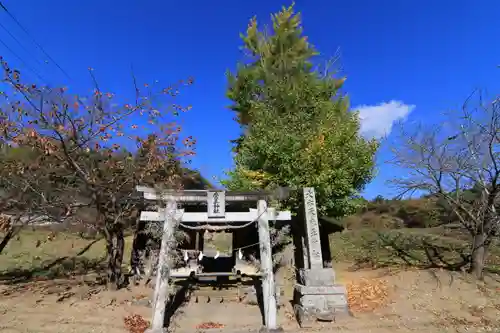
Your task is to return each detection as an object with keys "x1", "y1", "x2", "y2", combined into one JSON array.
[
  {"x1": 346, "y1": 278, "x2": 389, "y2": 313},
  {"x1": 196, "y1": 321, "x2": 225, "y2": 329}
]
